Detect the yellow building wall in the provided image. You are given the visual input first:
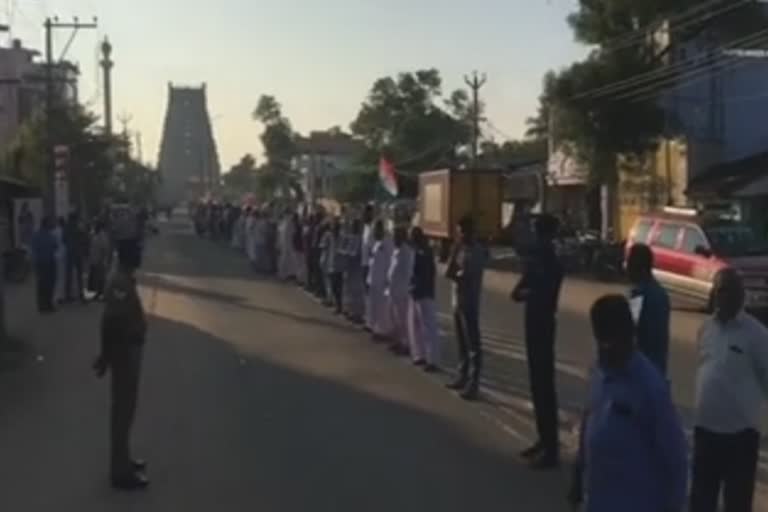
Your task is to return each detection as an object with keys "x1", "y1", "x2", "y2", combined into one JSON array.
[{"x1": 615, "y1": 138, "x2": 688, "y2": 239}]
